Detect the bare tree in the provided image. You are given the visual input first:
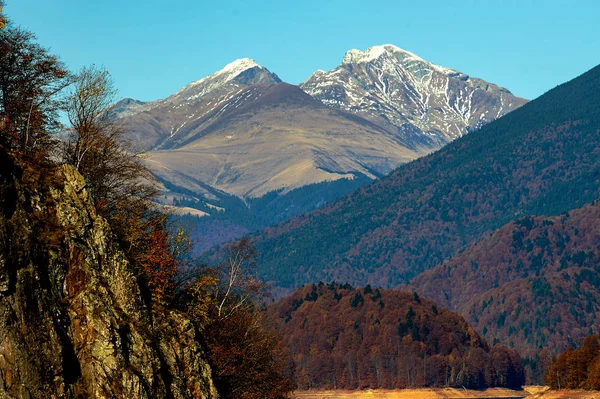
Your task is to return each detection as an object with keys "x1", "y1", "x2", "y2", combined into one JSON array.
[
  {"x1": 213, "y1": 238, "x2": 264, "y2": 319},
  {"x1": 64, "y1": 65, "x2": 117, "y2": 170},
  {"x1": 61, "y1": 65, "x2": 156, "y2": 216}
]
